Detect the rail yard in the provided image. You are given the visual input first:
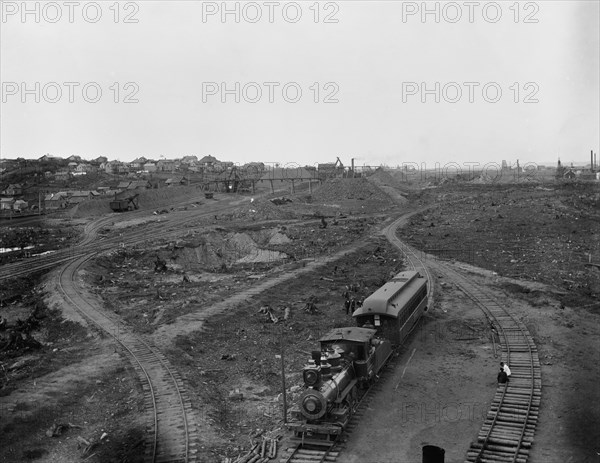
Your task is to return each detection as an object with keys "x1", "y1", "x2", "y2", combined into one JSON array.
[{"x1": 0, "y1": 172, "x2": 598, "y2": 463}]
